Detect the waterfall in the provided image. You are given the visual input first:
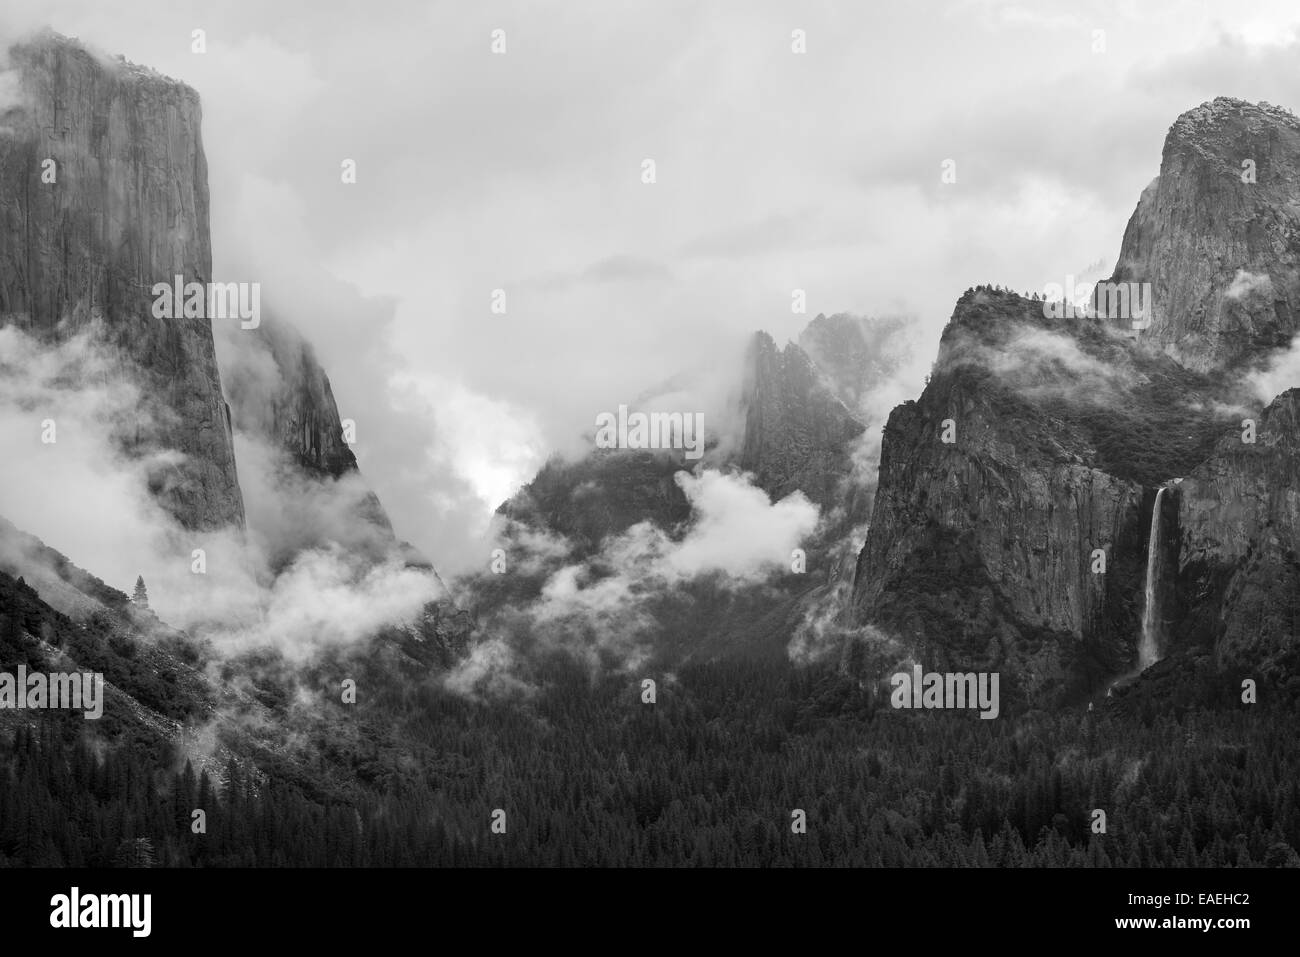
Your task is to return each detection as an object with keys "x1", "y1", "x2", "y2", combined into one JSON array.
[{"x1": 1138, "y1": 487, "x2": 1165, "y2": 670}]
